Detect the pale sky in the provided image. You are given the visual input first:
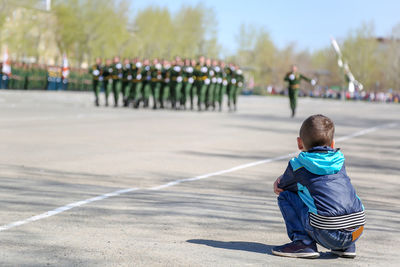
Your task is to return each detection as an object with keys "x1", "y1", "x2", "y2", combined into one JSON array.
[{"x1": 129, "y1": 0, "x2": 400, "y2": 54}]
